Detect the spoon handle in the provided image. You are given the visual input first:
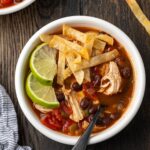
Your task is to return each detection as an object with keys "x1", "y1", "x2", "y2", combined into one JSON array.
[{"x1": 72, "y1": 107, "x2": 101, "y2": 150}]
